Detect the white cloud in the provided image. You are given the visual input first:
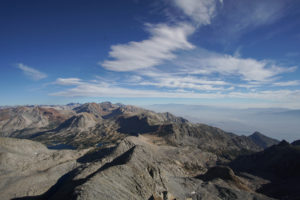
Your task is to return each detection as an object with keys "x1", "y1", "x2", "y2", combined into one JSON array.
[
  {"x1": 92, "y1": 69, "x2": 231, "y2": 92},
  {"x1": 17, "y1": 63, "x2": 47, "y2": 80},
  {"x1": 127, "y1": 75, "x2": 143, "y2": 83},
  {"x1": 52, "y1": 80, "x2": 186, "y2": 98},
  {"x1": 273, "y1": 80, "x2": 300, "y2": 87},
  {"x1": 175, "y1": 49, "x2": 297, "y2": 82},
  {"x1": 51, "y1": 78, "x2": 300, "y2": 108},
  {"x1": 137, "y1": 73, "x2": 230, "y2": 91},
  {"x1": 55, "y1": 78, "x2": 82, "y2": 85},
  {"x1": 100, "y1": 45, "x2": 298, "y2": 92},
  {"x1": 101, "y1": 23, "x2": 195, "y2": 71},
  {"x1": 52, "y1": 77, "x2": 223, "y2": 98},
  {"x1": 228, "y1": 90, "x2": 300, "y2": 103},
  {"x1": 139, "y1": 81, "x2": 224, "y2": 91},
  {"x1": 173, "y1": 0, "x2": 221, "y2": 25}
]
